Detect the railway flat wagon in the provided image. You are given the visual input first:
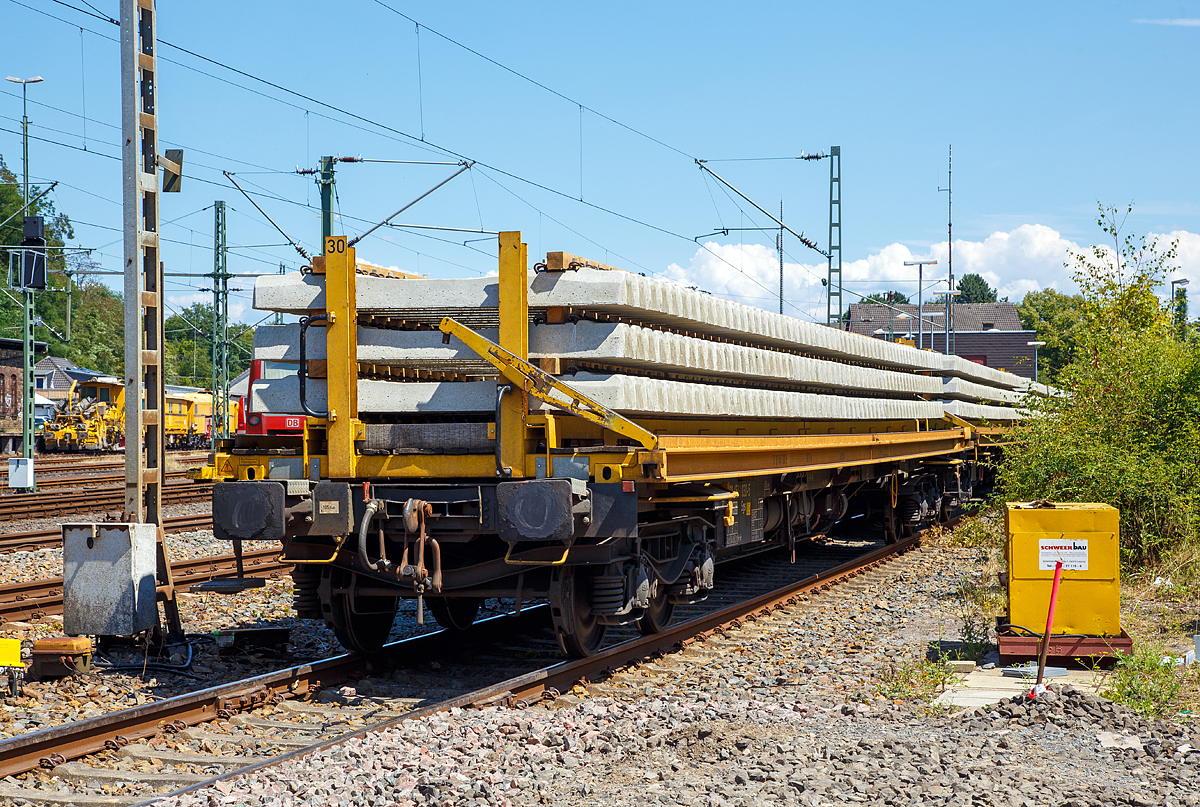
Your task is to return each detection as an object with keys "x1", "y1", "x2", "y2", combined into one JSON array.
[{"x1": 208, "y1": 232, "x2": 1037, "y2": 657}]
